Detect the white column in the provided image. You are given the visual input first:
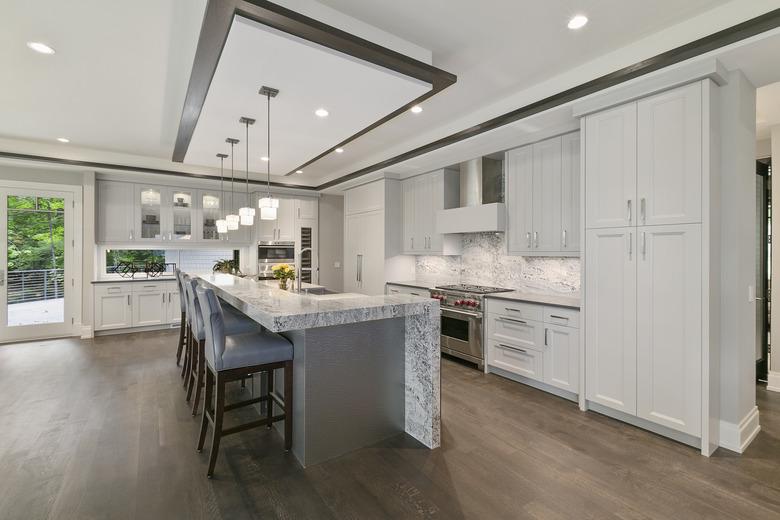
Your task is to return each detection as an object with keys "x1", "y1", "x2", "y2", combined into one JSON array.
[{"x1": 769, "y1": 125, "x2": 780, "y2": 392}]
